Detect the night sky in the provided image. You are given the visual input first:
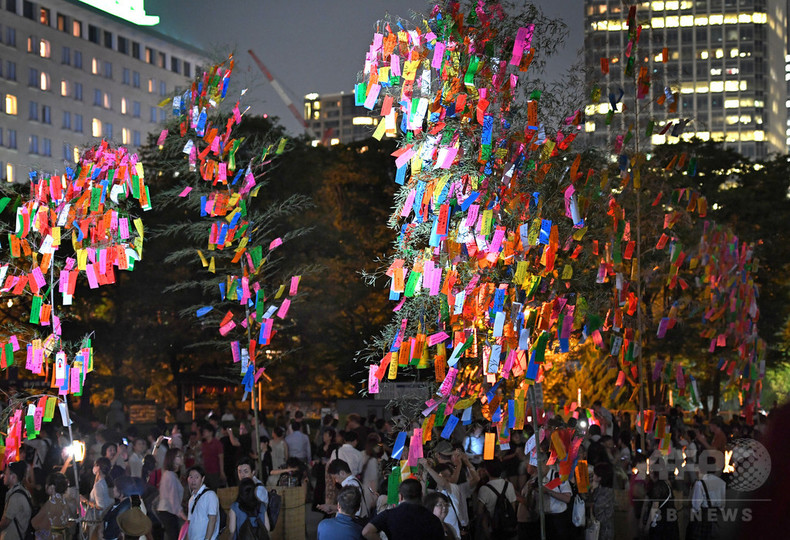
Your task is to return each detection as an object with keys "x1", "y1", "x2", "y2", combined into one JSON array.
[{"x1": 147, "y1": 0, "x2": 583, "y2": 134}]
